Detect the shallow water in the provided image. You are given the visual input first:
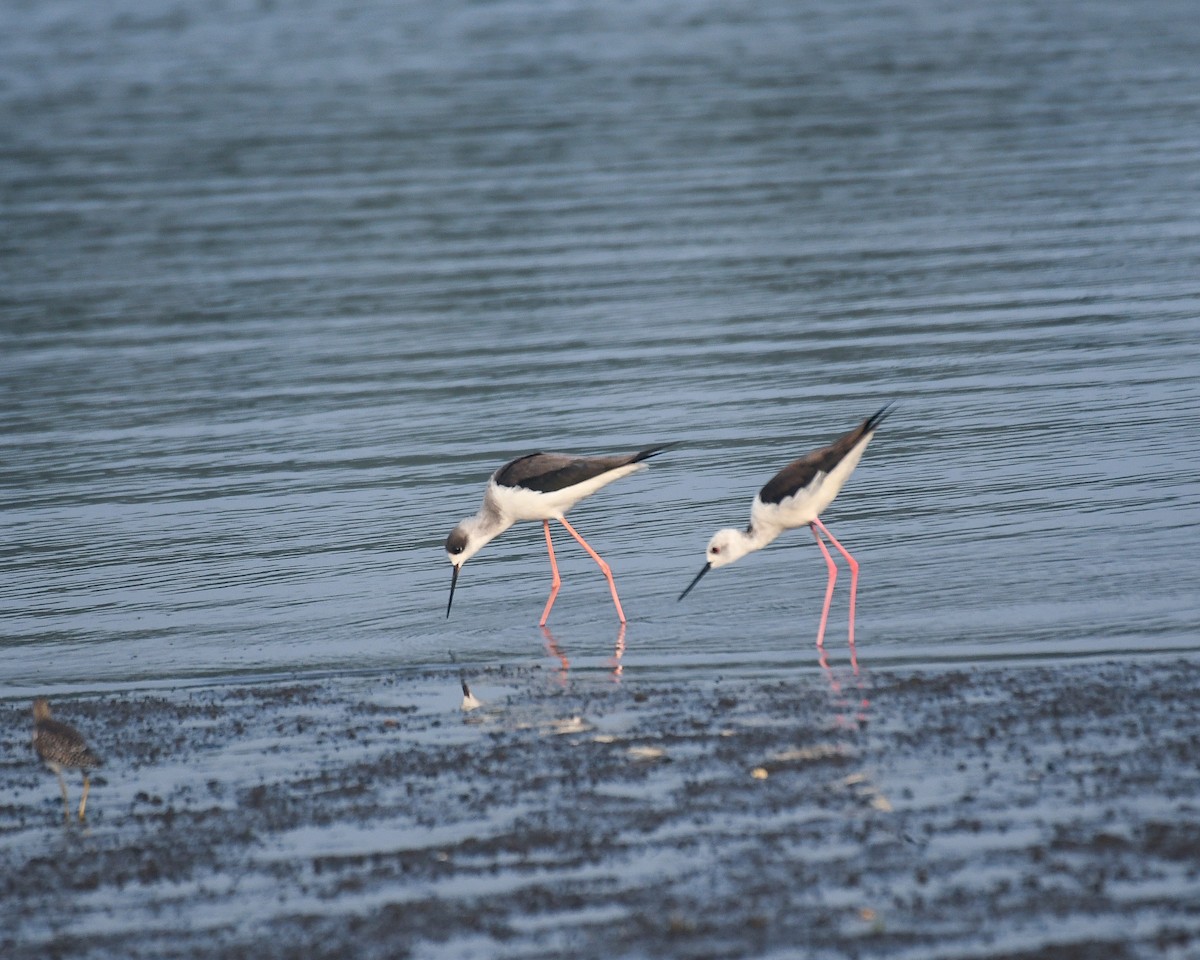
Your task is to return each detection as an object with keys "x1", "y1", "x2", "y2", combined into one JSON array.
[{"x1": 3, "y1": 0, "x2": 1200, "y2": 693}]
